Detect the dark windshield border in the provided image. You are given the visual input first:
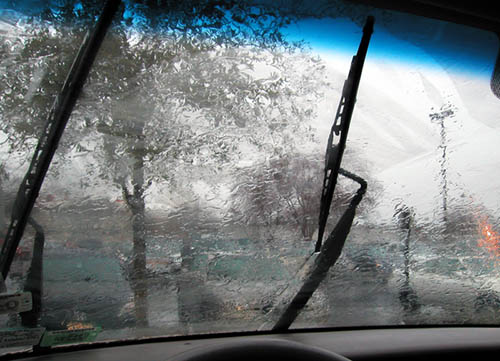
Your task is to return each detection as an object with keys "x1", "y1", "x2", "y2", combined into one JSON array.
[
  {"x1": 349, "y1": 0, "x2": 500, "y2": 33},
  {"x1": 2, "y1": 324, "x2": 500, "y2": 360}
]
